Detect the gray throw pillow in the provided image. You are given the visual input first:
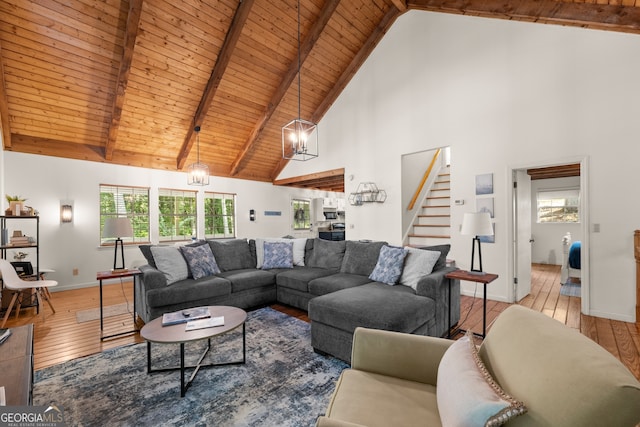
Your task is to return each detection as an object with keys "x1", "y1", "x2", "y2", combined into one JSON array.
[
  {"x1": 150, "y1": 246, "x2": 189, "y2": 285},
  {"x1": 306, "y1": 238, "x2": 346, "y2": 270},
  {"x1": 340, "y1": 240, "x2": 387, "y2": 276}
]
